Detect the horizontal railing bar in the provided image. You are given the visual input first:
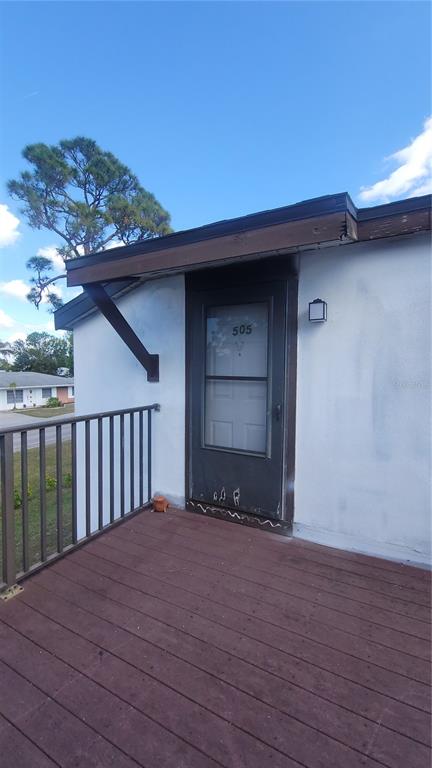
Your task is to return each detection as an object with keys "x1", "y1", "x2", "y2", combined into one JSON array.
[{"x1": 0, "y1": 403, "x2": 161, "y2": 435}]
